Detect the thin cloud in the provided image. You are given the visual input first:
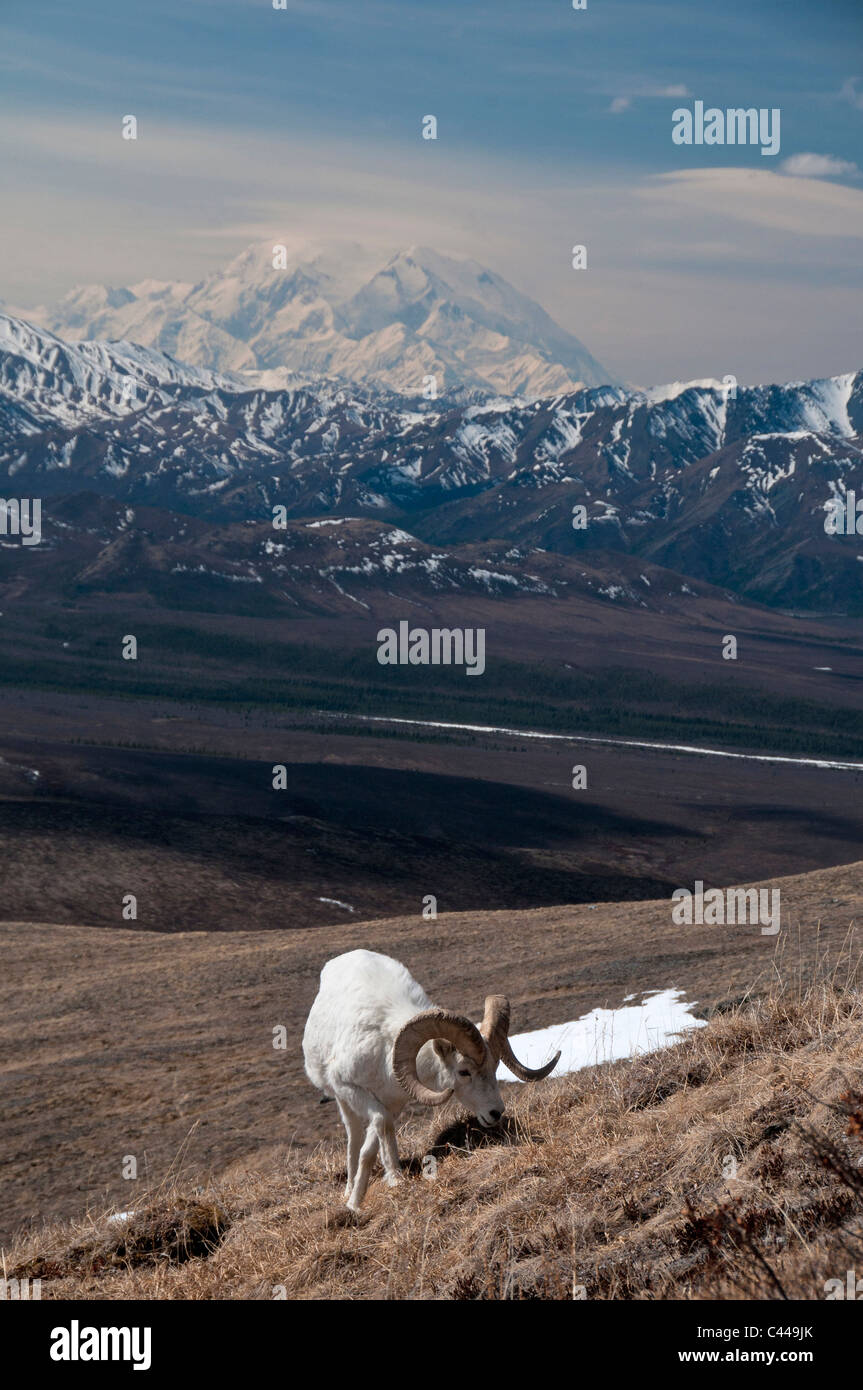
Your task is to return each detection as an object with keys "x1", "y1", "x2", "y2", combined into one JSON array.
[
  {"x1": 638, "y1": 168, "x2": 863, "y2": 239},
  {"x1": 609, "y1": 83, "x2": 690, "y2": 113},
  {"x1": 780, "y1": 153, "x2": 860, "y2": 180},
  {"x1": 838, "y1": 77, "x2": 863, "y2": 111}
]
